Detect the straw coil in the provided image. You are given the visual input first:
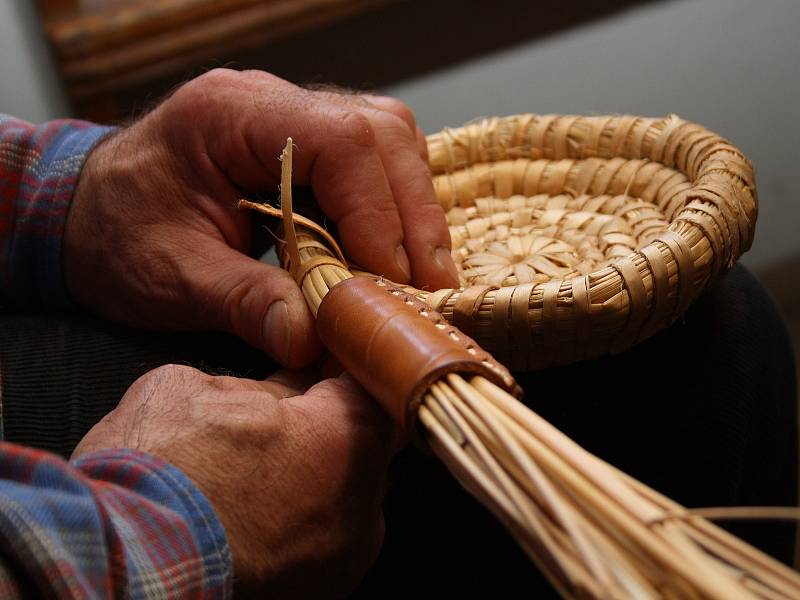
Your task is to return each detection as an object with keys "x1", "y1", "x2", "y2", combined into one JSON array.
[{"x1": 409, "y1": 114, "x2": 756, "y2": 369}]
